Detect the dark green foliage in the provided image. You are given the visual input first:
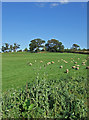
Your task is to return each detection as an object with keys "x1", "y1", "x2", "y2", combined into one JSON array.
[
  {"x1": 45, "y1": 39, "x2": 64, "y2": 52},
  {"x1": 13, "y1": 43, "x2": 20, "y2": 52},
  {"x1": 24, "y1": 48, "x2": 28, "y2": 52},
  {"x1": 72, "y1": 44, "x2": 80, "y2": 51},
  {"x1": 2, "y1": 76, "x2": 87, "y2": 119},
  {"x1": 29, "y1": 38, "x2": 45, "y2": 52},
  {"x1": 1, "y1": 46, "x2": 5, "y2": 52}
]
